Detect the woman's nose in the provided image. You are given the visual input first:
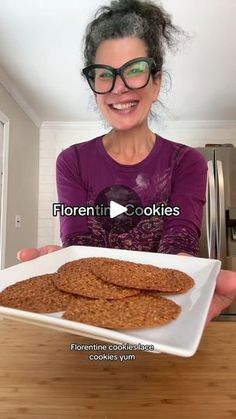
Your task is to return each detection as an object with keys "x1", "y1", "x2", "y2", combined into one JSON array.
[{"x1": 112, "y1": 75, "x2": 129, "y2": 94}]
